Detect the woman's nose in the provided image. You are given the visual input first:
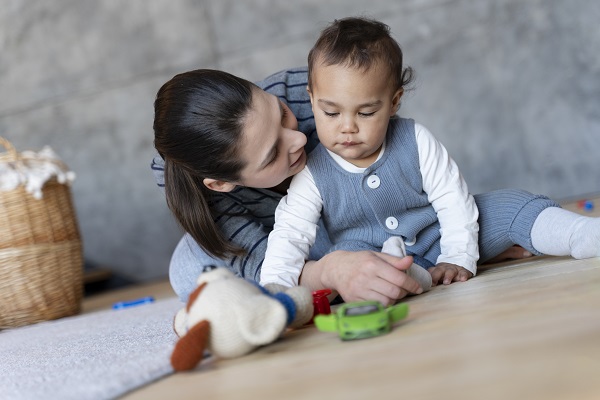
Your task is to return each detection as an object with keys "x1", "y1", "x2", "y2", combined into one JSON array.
[{"x1": 288, "y1": 129, "x2": 307, "y2": 152}]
